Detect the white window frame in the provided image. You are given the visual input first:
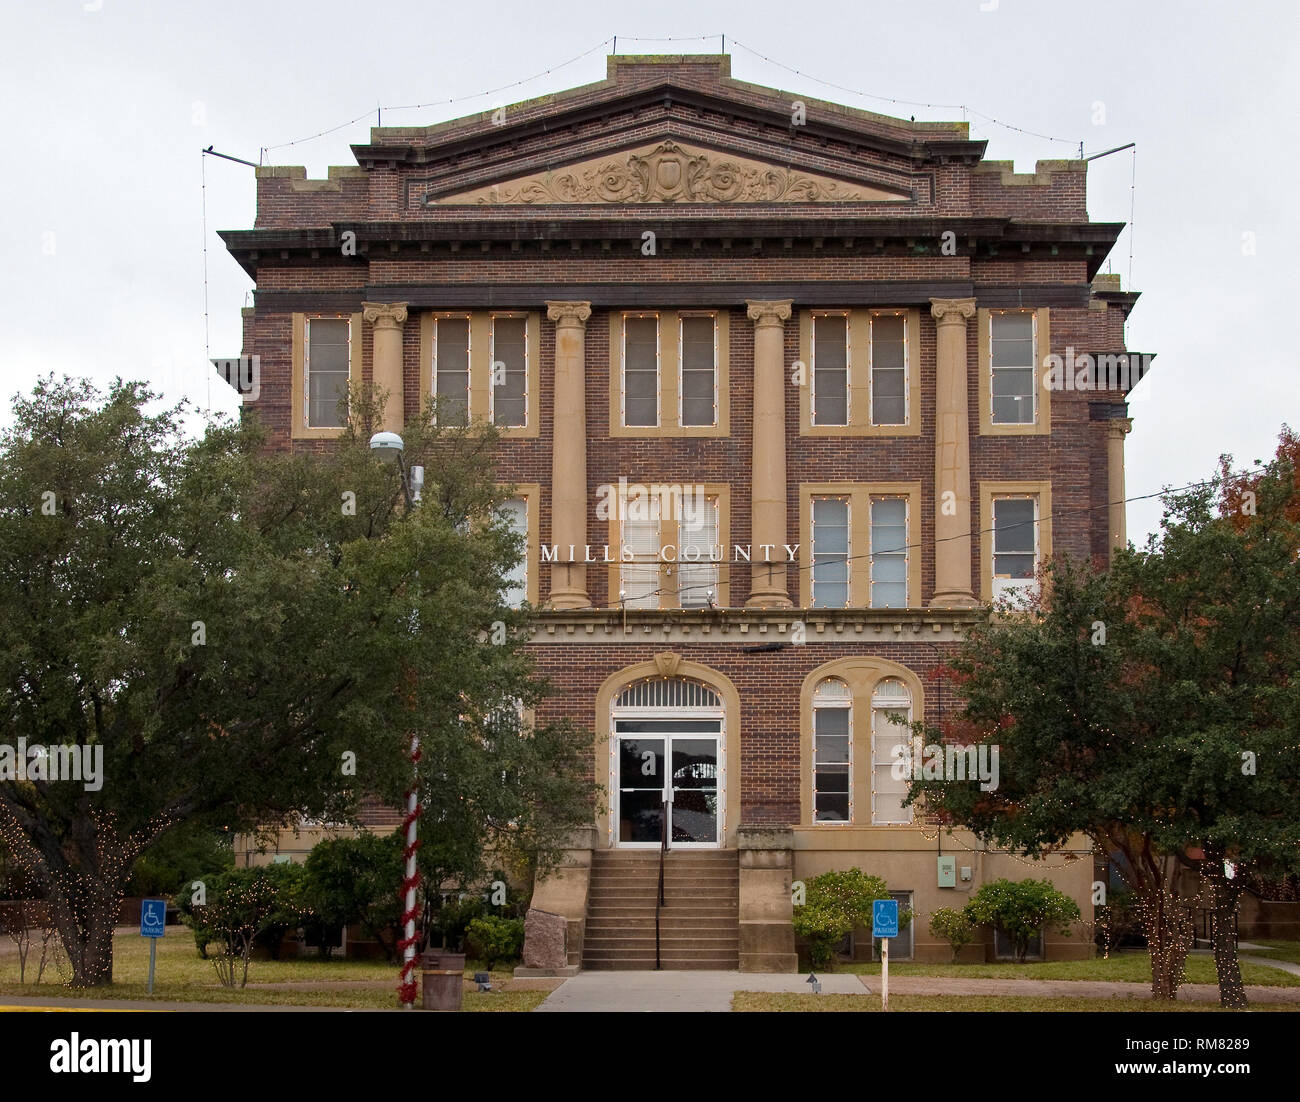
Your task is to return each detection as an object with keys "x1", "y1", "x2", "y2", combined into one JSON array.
[
  {"x1": 870, "y1": 679, "x2": 913, "y2": 826},
  {"x1": 621, "y1": 312, "x2": 661, "y2": 428},
  {"x1": 488, "y1": 313, "x2": 528, "y2": 429},
  {"x1": 869, "y1": 495, "x2": 909, "y2": 609},
  {"x1": 432, "y1": 314, "x2": 472, "y2": 426},
  {"x1": 810, "y1": 310, "x2": 851, "y2": 427},
  {"x1": 304, "y1": 315, "x2": 352, "y2": 429},
  {"x1": 677, "y1": 312, "x2": 719, "y2": 429},
  {"x1": 812, "y1": 679, "x2": 853, "y2": 825},
  {"x1": 989, "y1": 311, "x2": 1038, "y2": 426},
  {"x1": 991, "y1": 494, "x2": 1040, "y2": 600},
  {"x1": 500, "y1": 497, "x2": 528, "y2": 608},
  {"x1": 811, "y1": 494, "x2": 852, "y2": 609},
  {"x1": 868, "y1": 310, "x2": 909, "y2": 427}
]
